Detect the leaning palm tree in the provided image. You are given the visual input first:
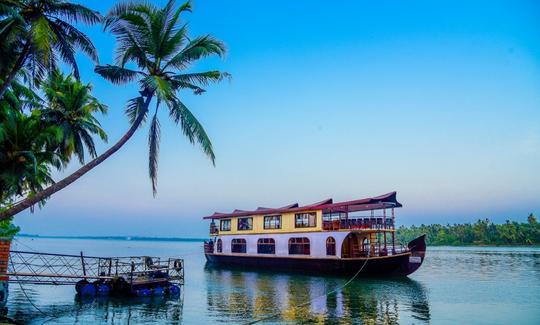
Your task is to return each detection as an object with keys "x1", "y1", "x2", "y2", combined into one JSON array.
[
  {"x1": 41, "y1": 71, "x2": 108, "y2": 164},
  {"x1": 0, "y1": 0, "x2": 101, "y2": 98},
  {"x1": 96, "y1": 0, "x2": 228, "y2": 194},
  {"x1": 0, "y1": 0, "x2": 228, "y2": 219}
]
